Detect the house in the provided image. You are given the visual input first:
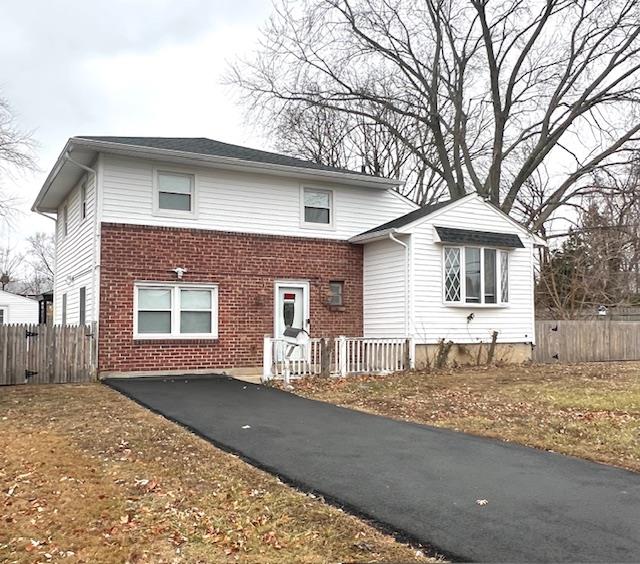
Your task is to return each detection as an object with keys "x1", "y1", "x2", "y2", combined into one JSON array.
[
  {"x1": 0, "y1": 289, "x2": 39, "y2": 324},
  {"x1": 32, "y1": 136, "x2": 543, "y2": 377}
]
